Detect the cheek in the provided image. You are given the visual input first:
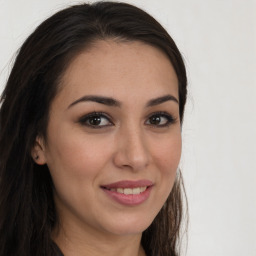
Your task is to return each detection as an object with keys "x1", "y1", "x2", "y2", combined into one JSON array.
[
  {"x1": 45, "y1": 133, "x2": 113, "y2": 213},
  {"x1": 151, "y1": 133, "x2": 182, "y2": 195},
  {"x1": 46, "y1": 128, "x2": 111, "y2": 178},
  {"x1": 153, "y1": 133, "x2": 182, "y2": 172}
]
